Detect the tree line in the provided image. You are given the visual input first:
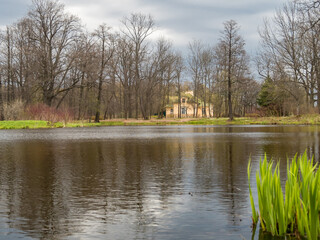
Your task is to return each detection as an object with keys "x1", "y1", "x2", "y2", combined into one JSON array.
[
  {"x1": 0, "y1": 0, "x2": 318, "y2": 122},
  {"x1": 257, "y1": 0, "x2": 320, "y2": 115}
]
